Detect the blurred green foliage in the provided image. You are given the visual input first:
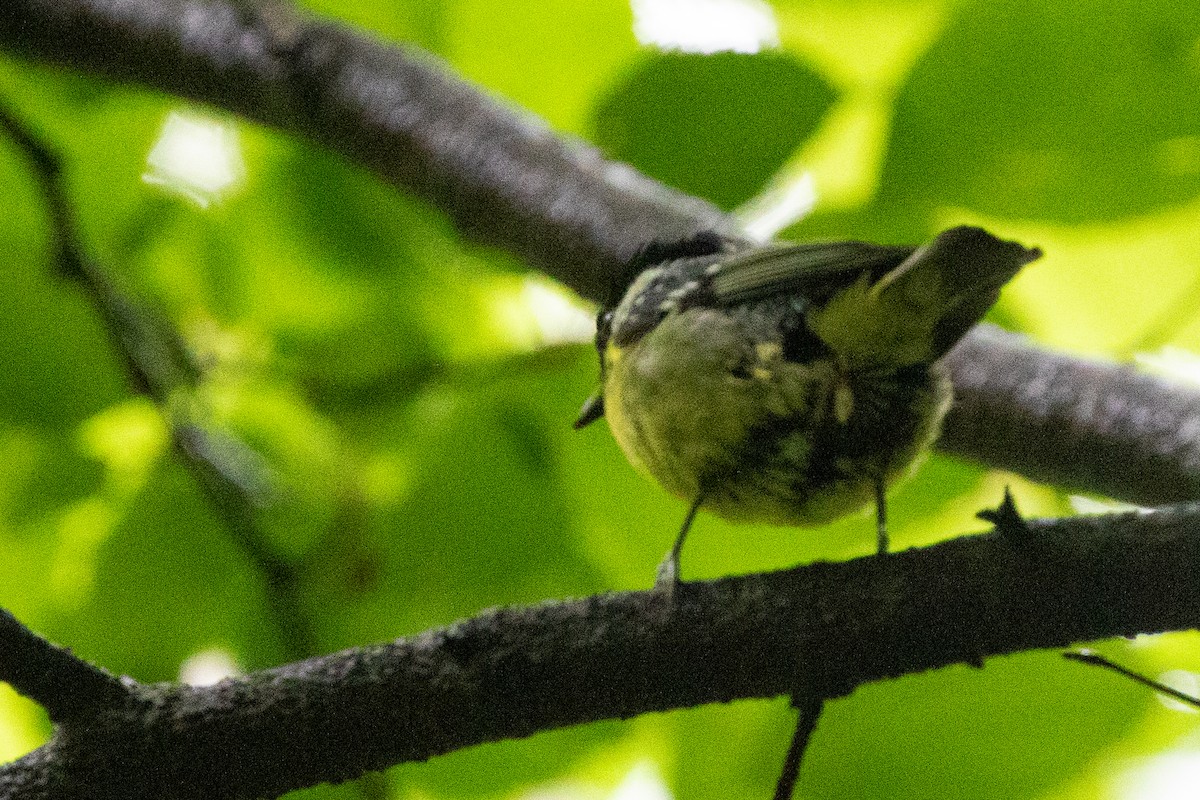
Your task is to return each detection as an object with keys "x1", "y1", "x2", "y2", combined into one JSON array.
[
  {"x1": 2, "y1": 1, "x2": 1200, "y2": 799},
  {"x1": 594, "y1": 50, "x2": 837, "y2": 209}
]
